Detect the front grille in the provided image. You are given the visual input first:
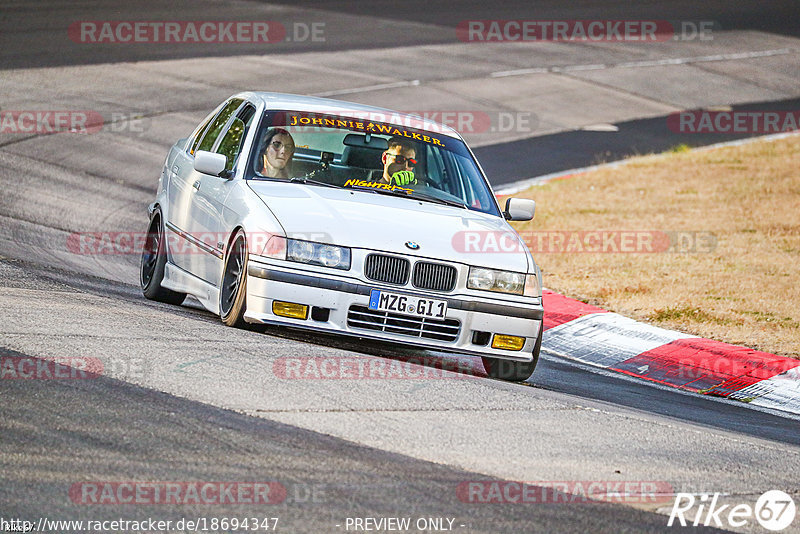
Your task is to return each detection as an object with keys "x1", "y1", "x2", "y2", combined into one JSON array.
[
  {"x1": 412, "y1": 261, "x2": 457, "y2": 292},
  {"x1": 364, "y1": 254, "x2": 410, "y2": 285},
  {"x1": 347, "y1": 305, "x2": 461, "y2": 342}
]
